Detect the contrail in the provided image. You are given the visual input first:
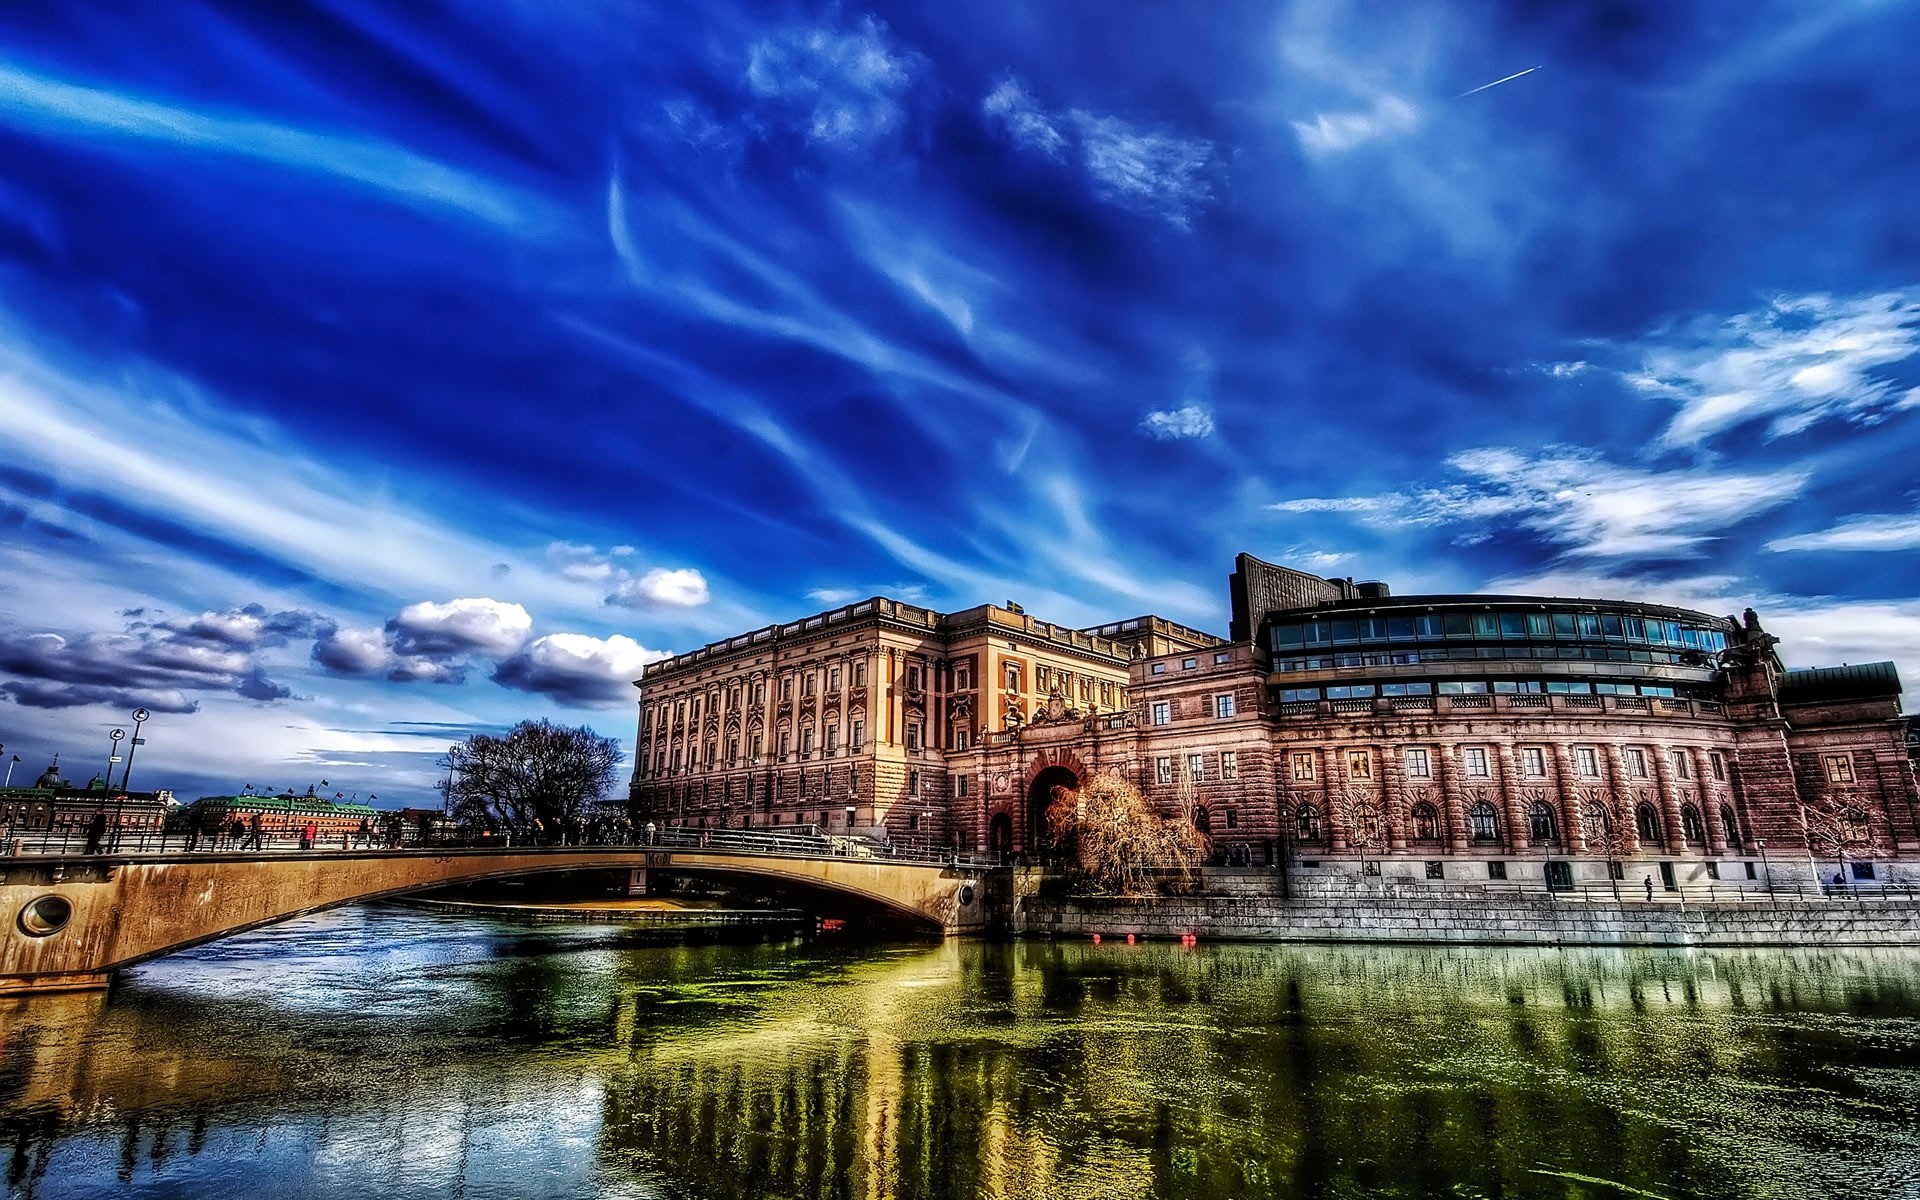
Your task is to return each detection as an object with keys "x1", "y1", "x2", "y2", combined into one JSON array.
[{"x1": 1457, "y1": 66, "x2": 1541, "y2": 98}]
